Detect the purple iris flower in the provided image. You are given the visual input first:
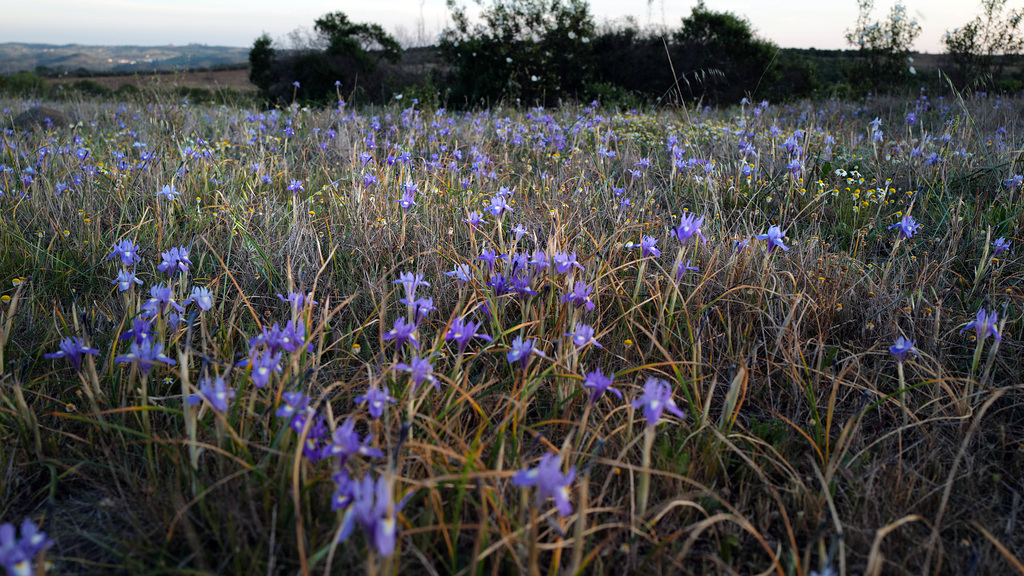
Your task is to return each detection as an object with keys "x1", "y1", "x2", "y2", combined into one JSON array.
[
  {"x1": 112, "y1": 269, "x2": 143, "y2": 292},
  {"x1": 186, "y1": 376, "x2": 235, "y2": 412},
  {"x1": 278, "y1": 320, "x2": 307, "y2": 353},
  {"x1": 445, "y1": 317, "x2": 493, "y2": 353},
  {"x1": 676, "y1": 259, "x2": 699, "y2": 282},
  {"x1": 411, "y1": 297, "x2": 435, "y2": 325},
  {"x1": 186, "y1": 286, "x2": 214, "y2": 311},
  {"x1": 477, "y1": 248, "x2": 499, "y2": 273},
  {"x1": 277, "y1": 291, "x2": 317, "y2": 312},
  {"x1": 674, "y1": 213, "x2": 707, "y2": 245},
  {"x1": 355, "y1": 385, "x2": 397, "y2": 419},
  {"x1": 888, "y1": 213, "x2": 921, "y2": 239},
  {"x1": 276, "y1": 391, "x2": 309, "y2": 422},
  {"x1": 961, "y1": 307, "x2": 1002, "y2": 342},
  {"x1": 115, "y1": 340, "x2": 177, "y2": 375},
  {"x1": 248, "y1": 349, "x2": 283, "y2": 388},
  {"x1": 0, "y1": 518, "x2": 52, "y2": 576},
  {"x1": 119, "y1": 317, "x2": 153, "y2": 345},
  {"x1": 637, "y1": 236, "x2": 661, "y2": 258},
  {"x1": 529, "y1": 250, "x2": 550, "y2": 273},
  {"x1": 511, "y1": 273, "x2": 537, "y2": 297},
  {"x1": 44, "y1": 336, "x2": 99, "y2": 372},
  {"x1": 383, "y1": 316, "x2": 419, "y2": 350},
  {"x1": 993, "y1": 237, "x2": 1012, "y2": 255},
  {"x1": 566, "y1": 323, "x2": 602, "y2": 349},
  {"x1": 582, "y1": 370, "x2": 621, "y2": 404},
  {"x1": 287, "y1": 180, "x2": 304, "y2": 193},
  {"x1": 486, "y1": 273, "x2": 512, "y2": 295},
  {"x1": 397, "y1": 187, "x2": 417, "y2": 212},
  {"x1": 107, "y1": 239, "x2": 142, "y2": 267},
  {"x1": 141, "y1": 283, "x2": 185, "y2": 318},
  {"x1": 562, "y1": 281, "x2": 596, "y2": 311},
  {"x1": 631, "y1": 377, "x2": 686, "y2": 426},
  {"x1": 395, "y1": 355, "x2": 438, "y2": 392},
  {"x1": 512, "y1": 452, "x2": 575, "y2": 517},
  {"x1": 512, "y1": 224, "x2": 529, "y2": 242},
  {"x1": 321, "y1": 417, "x2": 383, "y2": 464},
  {"x1": 553, "y1": 251, "x2": 583, "y2": 274},
  {"x1": 157, "y1": 246, "x2": 192, "y2": 277},
  {"x1": 506, "y1": 336, "x2": 537, "y2": 371},
  {"x1": 487, "y1": 194, "x2": 512, "y2": 216},
  {"x1": 755, "y1": 226, "x2": 789, "y2": 252},
  {"x1": 337, "y1": 473, "x2": 408, "y2": 557},
  {"x1": 463, "y1": 210, "x2": 487, "y2": 229},
  {"x1": 156, "y1": 184, "x2": 179, "y2": 200},
  {"x1": 445, "y1": 263, "x2": 472, "y2": 283},
  {"x1": 394, "y1": 272, "x2": 429, "y2": 303},
  {"x1": 889, "y1": 336, "x2": 917, "y2": 363}
]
